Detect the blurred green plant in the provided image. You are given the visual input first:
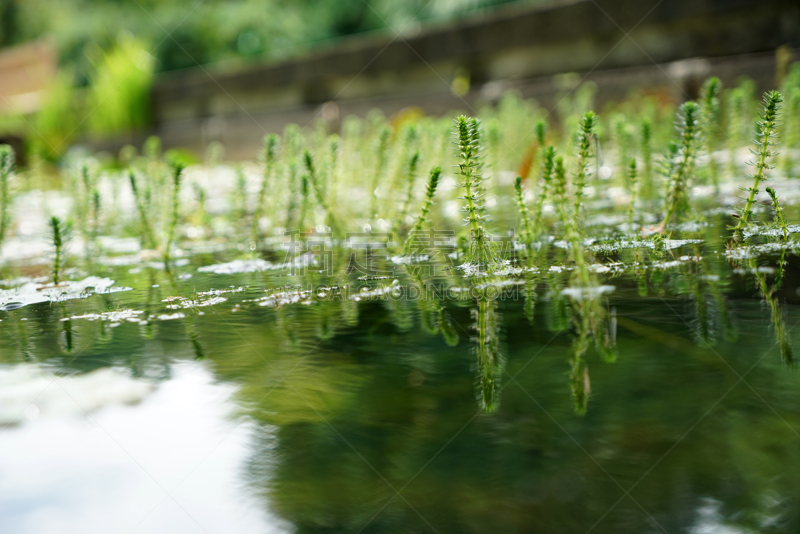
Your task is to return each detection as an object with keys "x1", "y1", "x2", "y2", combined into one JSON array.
[{"x1": 86, "y1": 35, "x2": 154, "y2": 136}]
